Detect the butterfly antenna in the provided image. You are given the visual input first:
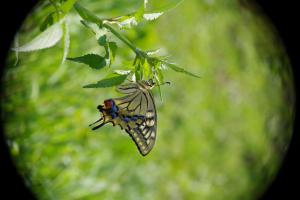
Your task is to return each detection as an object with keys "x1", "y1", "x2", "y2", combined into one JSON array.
[{"x1": 159, "y1": 81, "x2": 171, "y2": 86}]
